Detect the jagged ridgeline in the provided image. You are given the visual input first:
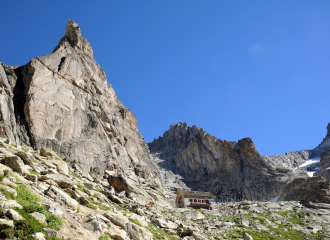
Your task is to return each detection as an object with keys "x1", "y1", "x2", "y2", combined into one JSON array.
[
  {"x1": 0, "y1": 20, "x2": 161, "y2": 184},
  {"x1": 148, "y1": 122, "x2": 303, "y2": 202}
]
